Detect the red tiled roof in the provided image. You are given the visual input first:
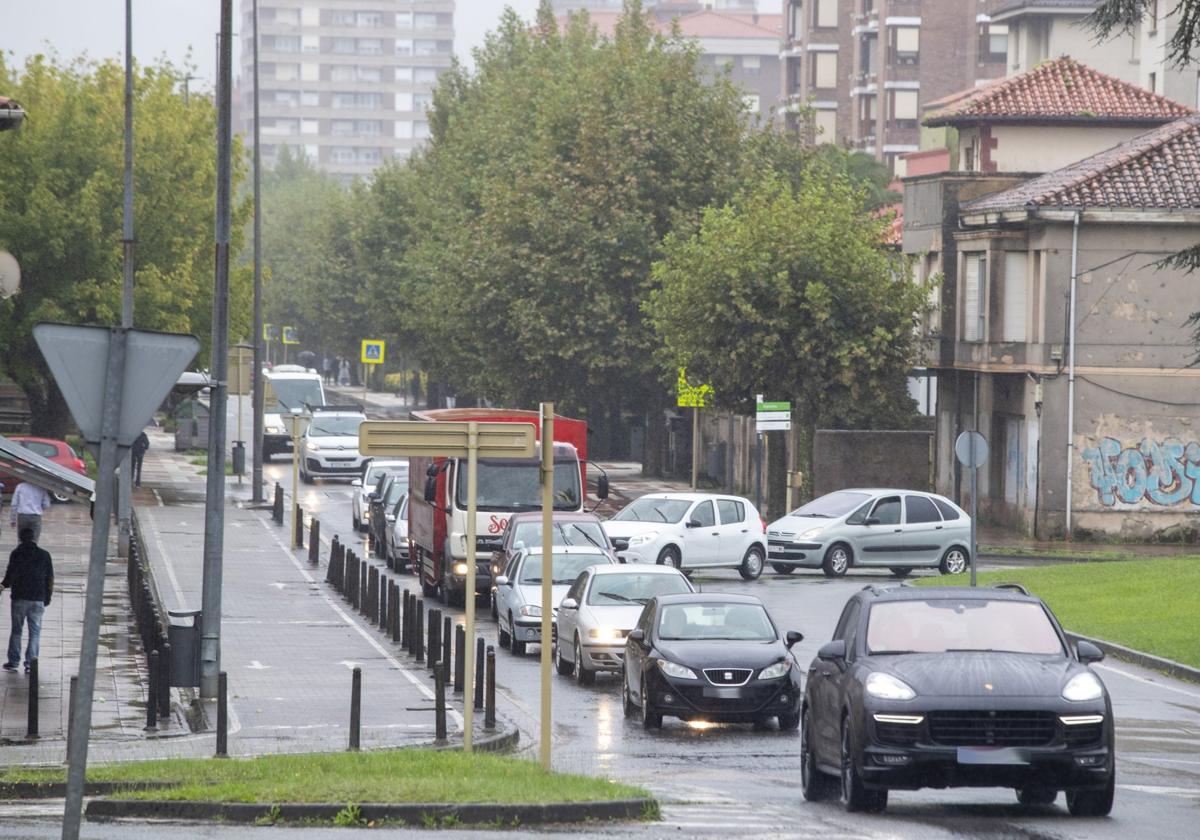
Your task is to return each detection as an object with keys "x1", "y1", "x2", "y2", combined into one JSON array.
[
  {"x1": 962, "y1": 114, "x2": 1200, "y2": 213},
  {"x1": 924, "y1": 57, "x2": 1193, "y2": 127}
]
